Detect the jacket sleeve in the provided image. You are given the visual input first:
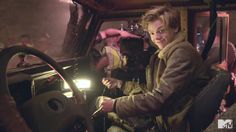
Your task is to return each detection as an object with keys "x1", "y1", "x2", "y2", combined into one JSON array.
[{"x1": 115, "y1": 47, "x2": 199, "y2": 117}]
